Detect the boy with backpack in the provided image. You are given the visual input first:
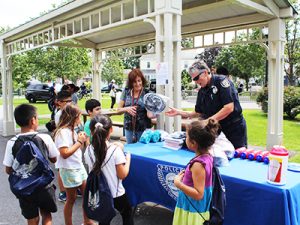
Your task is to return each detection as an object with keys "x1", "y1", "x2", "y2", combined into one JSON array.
[{"x1": 3, "y1": 104, "x2": 59, "y2": 225}]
